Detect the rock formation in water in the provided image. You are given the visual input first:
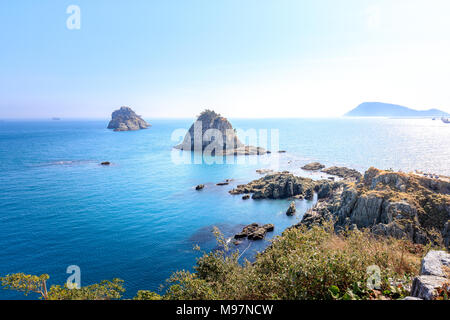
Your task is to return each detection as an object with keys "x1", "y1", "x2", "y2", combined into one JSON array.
[
  {"x1": 174, "y1": 110, "x2": 268, "y2": 155},
  {"x1": 298, "y1": 167, "x2": 450, "y2": 248},
  {"x1": 321, "y1": 166, "x2": 362, "y2": 181},
  {"x1": 302, "y1": 162, "x2": 325, "y2": 171},
  {"x1": 229, "y1": 172, "x2": 318, "y2": 200},
  {"x1": 234, "y1": 223, "x2": 274, "y2": 241},
  {"x1": 107, "y1": 106, "x2": 150, "y2": 131},
  {"x1": 286, "y1": 202, "x2": 296, "y2": 216}
]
